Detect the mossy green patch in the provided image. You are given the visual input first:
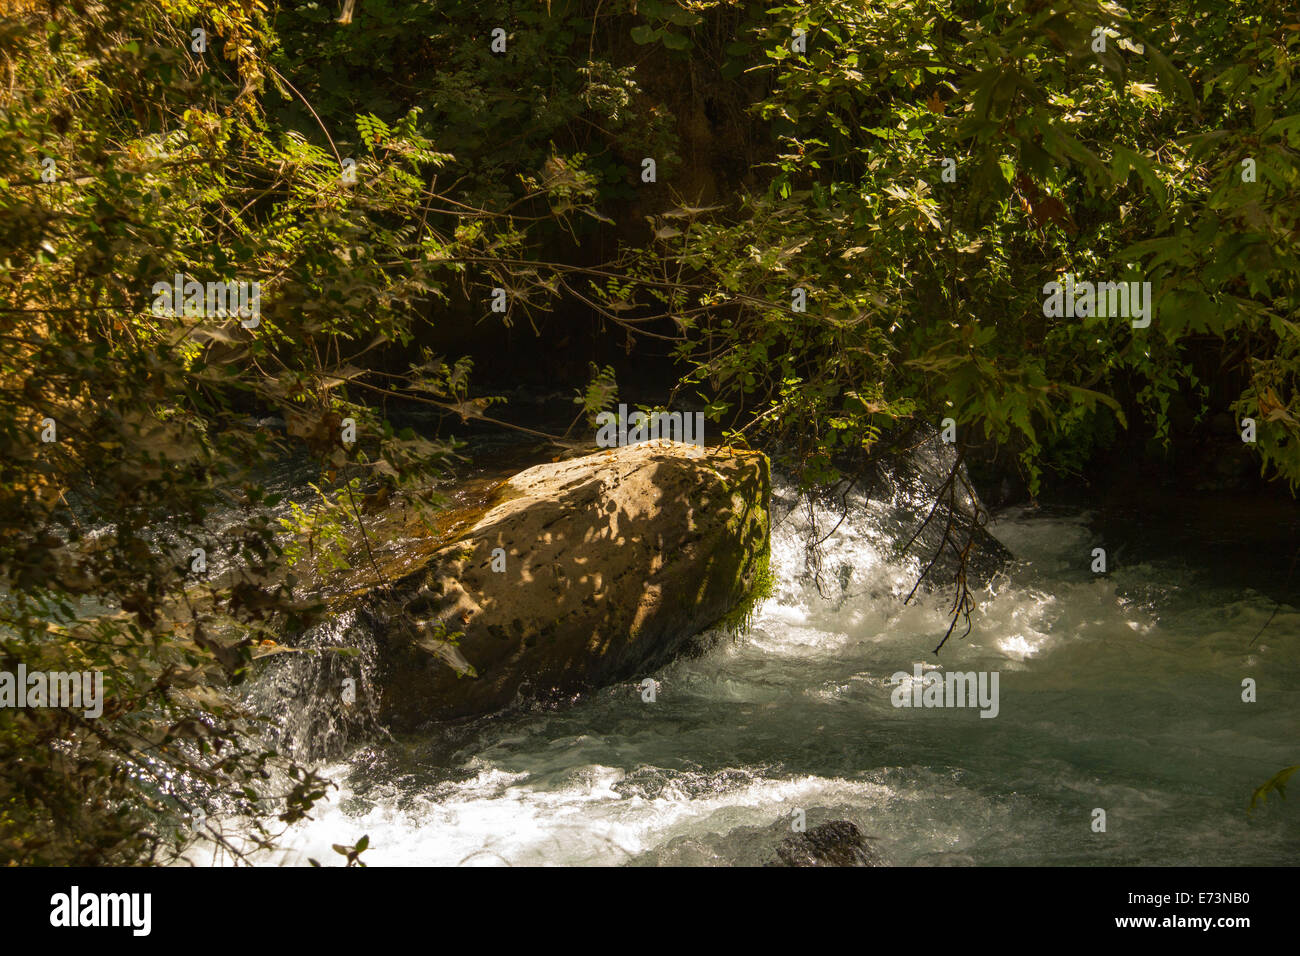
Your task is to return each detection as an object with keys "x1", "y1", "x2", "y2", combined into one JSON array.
[{"x1": 715, "y1": 541, "x2": 773, "y2": 638}]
